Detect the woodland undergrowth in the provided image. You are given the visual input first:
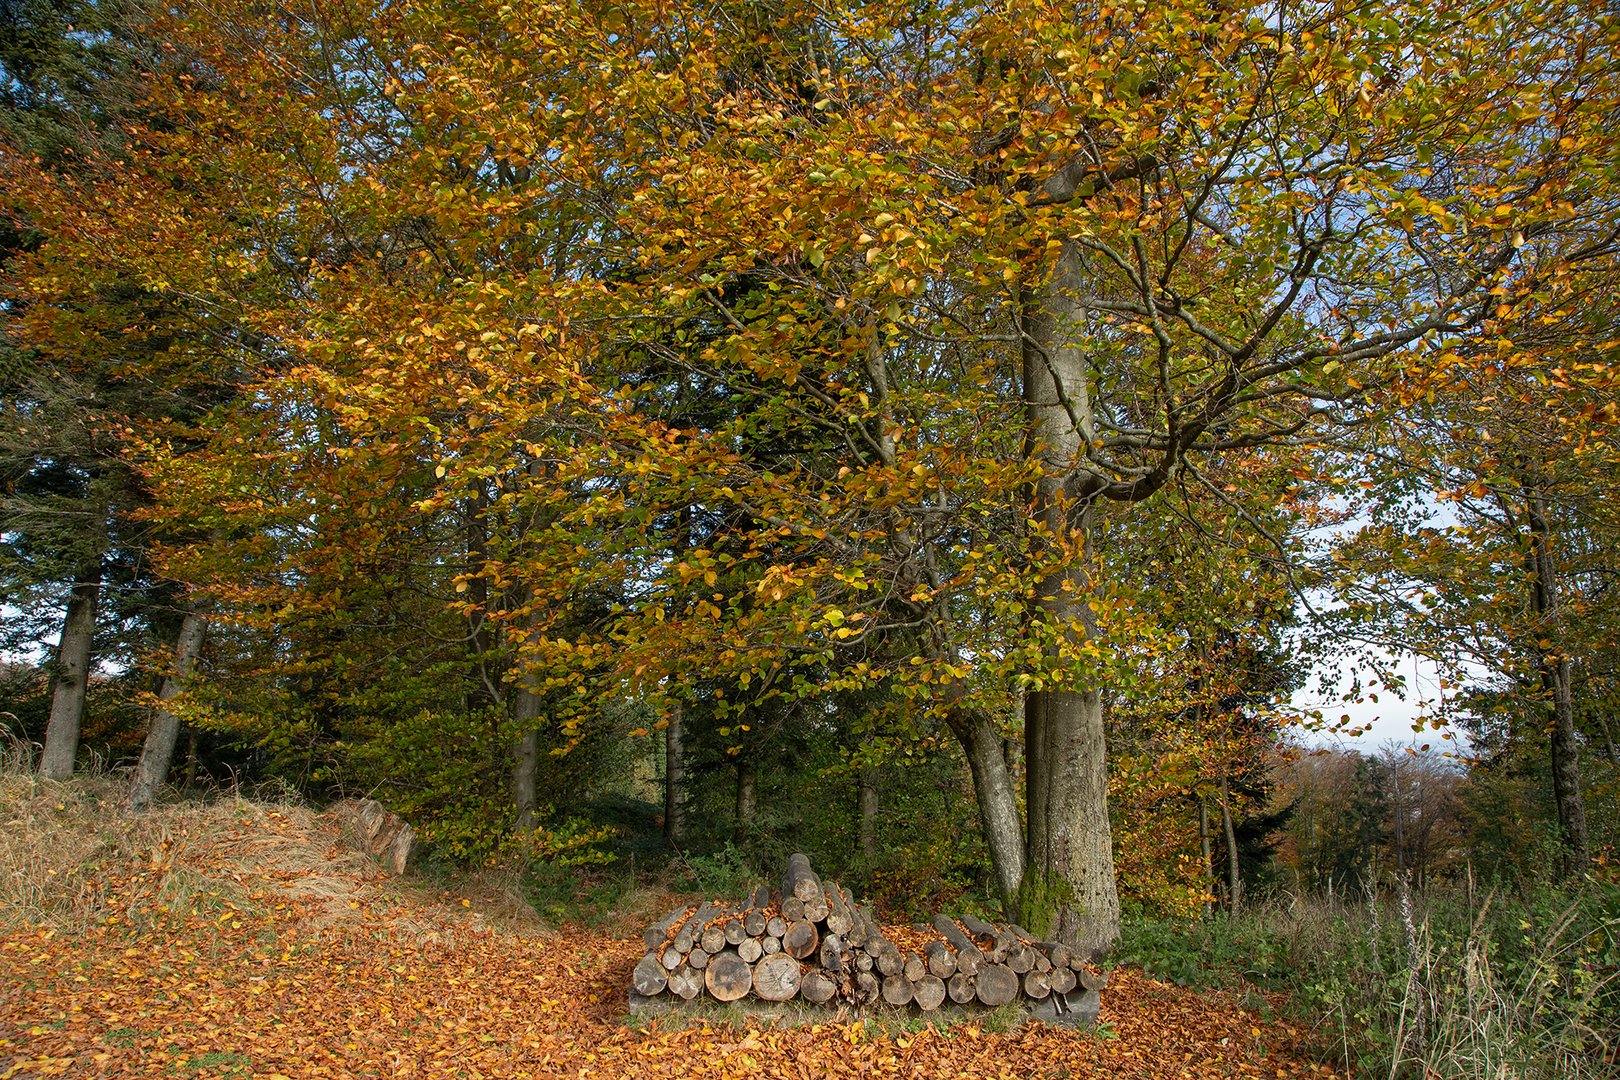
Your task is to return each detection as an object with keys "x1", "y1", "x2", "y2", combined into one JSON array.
[{"x1": 1118, "y1": 881, "x2": 1620, "y2": 1079}]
